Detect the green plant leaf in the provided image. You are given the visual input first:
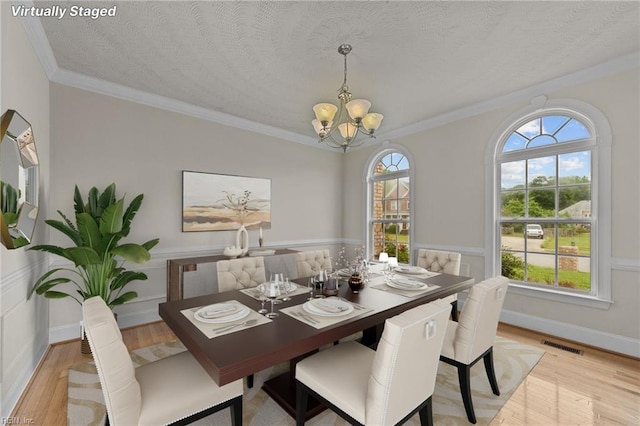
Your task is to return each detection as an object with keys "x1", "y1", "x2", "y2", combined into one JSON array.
[
  {"x1": 29, "y1": 267, "x2": 73, "y2": 299},
  {"x1": 44, "y1": 219, "x2": 81, "y2": 246},
  {"x1": 100, "y1": 198, "x2": 124, "y2": 235},
  {"x1": 73, "y1": 185, "x2": 84, "y2": 214},
  {"x1": 43, "y1": 290, "x2": 73, "y2": 299},
  {"x1": 28, "y1": 244, "x2": 72, "y2": 261},
  {"x1": 87, "y1": 186, "x2": 101, "y2": 220},
  {"x1": 77, "y1": 212, "x2": 102, "y2": 251},
  {"x1": 110, "y1": 271, "x2": 148, "y2": 291},
  {"x1": 121, "y1": 194, "x2": 143, "y2": 236},
  {"x1": 99, "y1": 183, "x2": 116, "y2": 210},
  {"x1": 65, "y1": 247, "x2": 102, "y2": 266},
  {"x1": 3, "y1": 212, "x2": 18, "y2": 225},
  {"x1": 111, "y1": 244, "x2": 150, "y2": 263},
  {"x1": 57, "y1": 210, "x2": 78, "y2": 233},
  {"x1": 109, "y1": 291, "x2": 138, "y2": 307},
  {"x1": 141, "y1": 238, "x2": 160, "y2": 251},
  {"x1": 34, "y1": 277, "x2": 73, "y2": 294}
]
